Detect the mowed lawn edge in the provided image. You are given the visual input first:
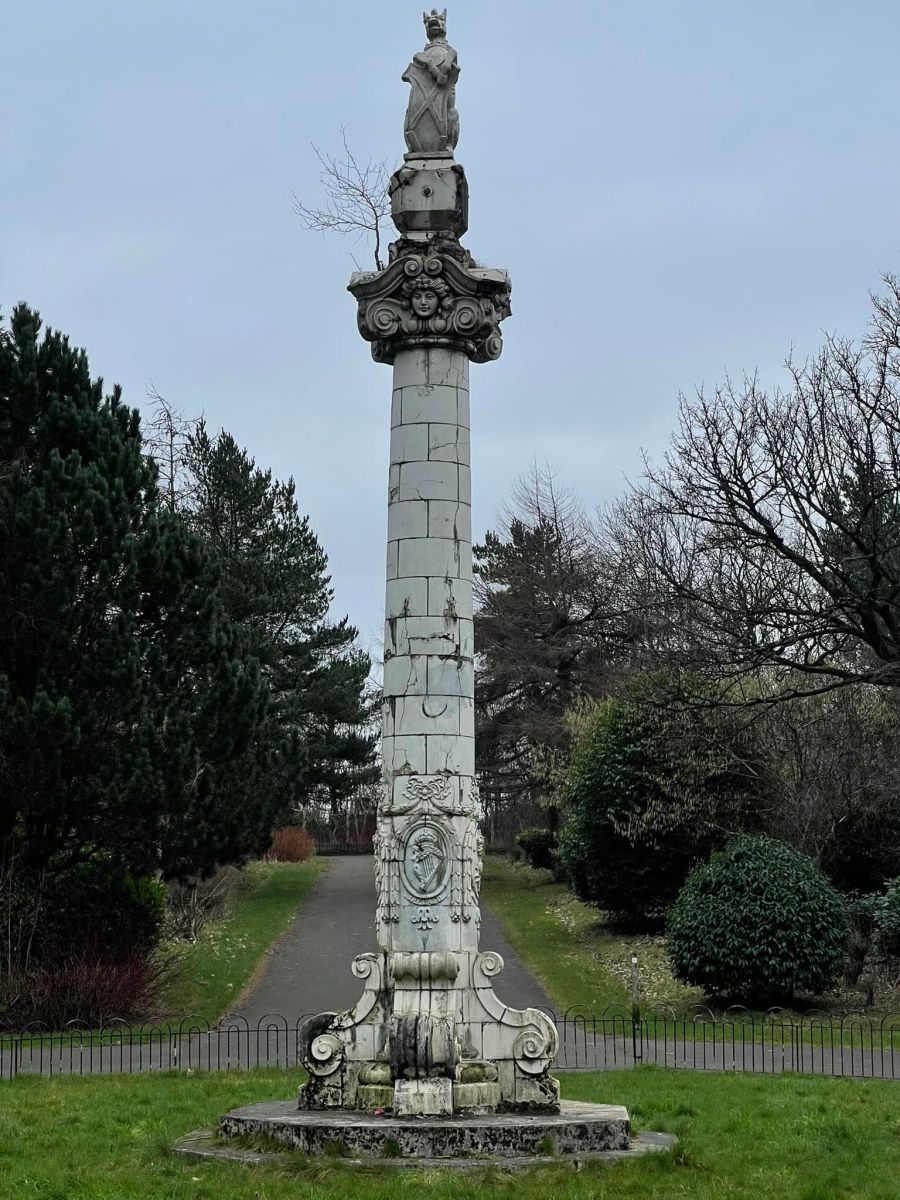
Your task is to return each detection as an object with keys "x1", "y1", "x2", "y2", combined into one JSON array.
[
  {"x1": 161, "y1": 858, "x2": 329, "y2": 1025},
  {"x1": 1, "y1": 1066, "x2": 898, "y2": 1198}
]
